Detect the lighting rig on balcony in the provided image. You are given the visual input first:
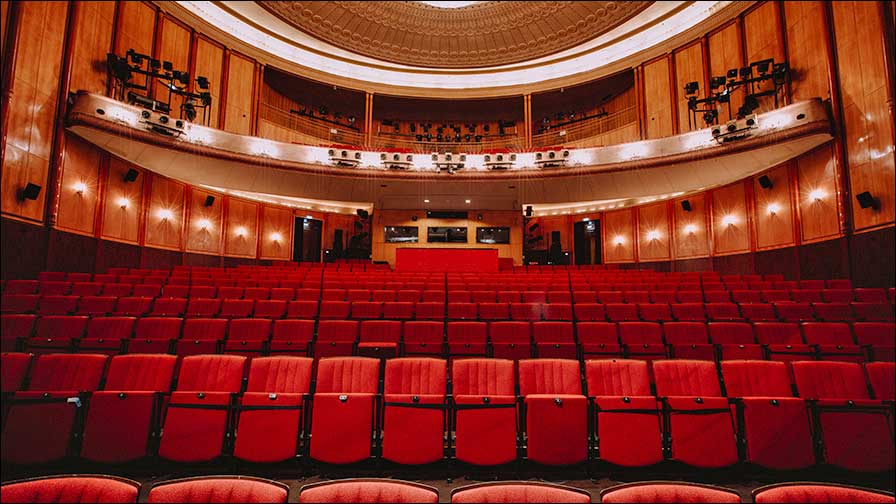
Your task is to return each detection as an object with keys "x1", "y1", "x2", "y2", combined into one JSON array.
[
  {"x1": 483, "y1": 152, "x2": 517, "y2": 170},
  {"x1": 534, "y1": 148, "x2": 570, "y2": 168},
  {"x1": 380, "y1": 152, "x2": 415, "y2": 170},
  {"x1": 328, "y1": 146, "x2": 363, "y2": 167},
  {"x1": 432, "y1": 152, "x2": 467, "y2": 173}
]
